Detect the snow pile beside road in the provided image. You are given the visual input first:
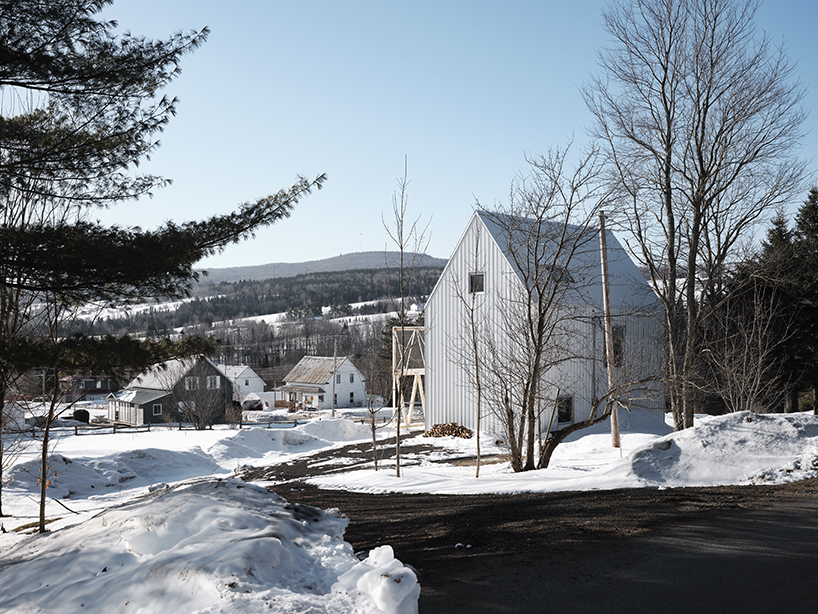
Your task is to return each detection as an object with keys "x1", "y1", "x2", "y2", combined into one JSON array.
[
  {"x1": 0, "y1": 478, "x2": 417, "y2": 614},
  {"x1": 628, "y1": 411, "x2": 818, "y2": 487},
  {"x1": 310, "y1": 410, "x2": 818, "y2": 495}
]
